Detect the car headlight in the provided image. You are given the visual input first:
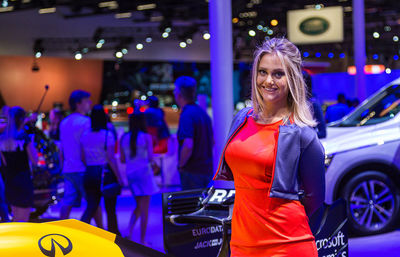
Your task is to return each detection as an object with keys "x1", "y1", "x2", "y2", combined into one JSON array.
[{"x1": 325, "y1": 154, "x2": 335, "y2": 169}]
